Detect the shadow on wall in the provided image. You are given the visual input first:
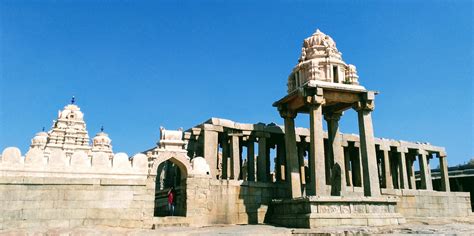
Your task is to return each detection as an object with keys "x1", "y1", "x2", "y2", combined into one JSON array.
[{"x1": 237, "y1": 181, "x2": 286, "y2": 225}]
